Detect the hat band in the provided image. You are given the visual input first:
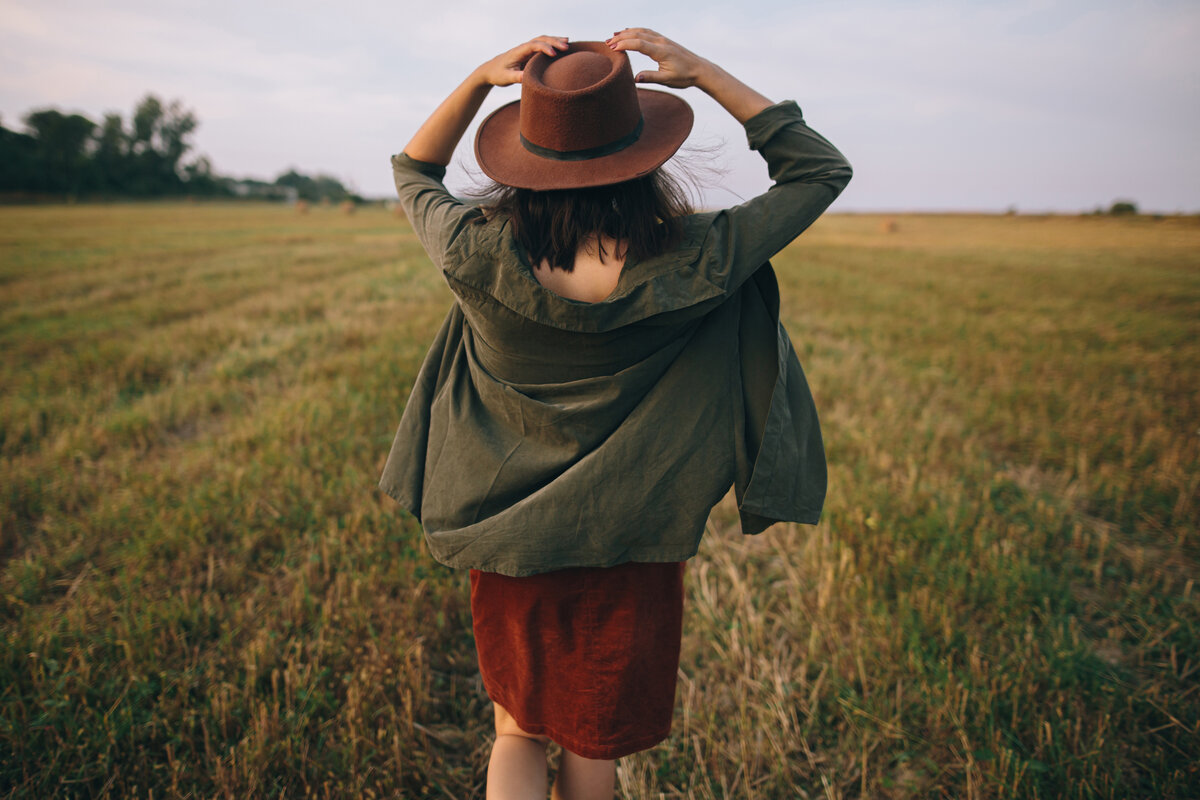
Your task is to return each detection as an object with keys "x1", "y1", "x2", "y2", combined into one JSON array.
[{"x1": 520, "y1": 116, "x2": 644, "y2": 162}]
